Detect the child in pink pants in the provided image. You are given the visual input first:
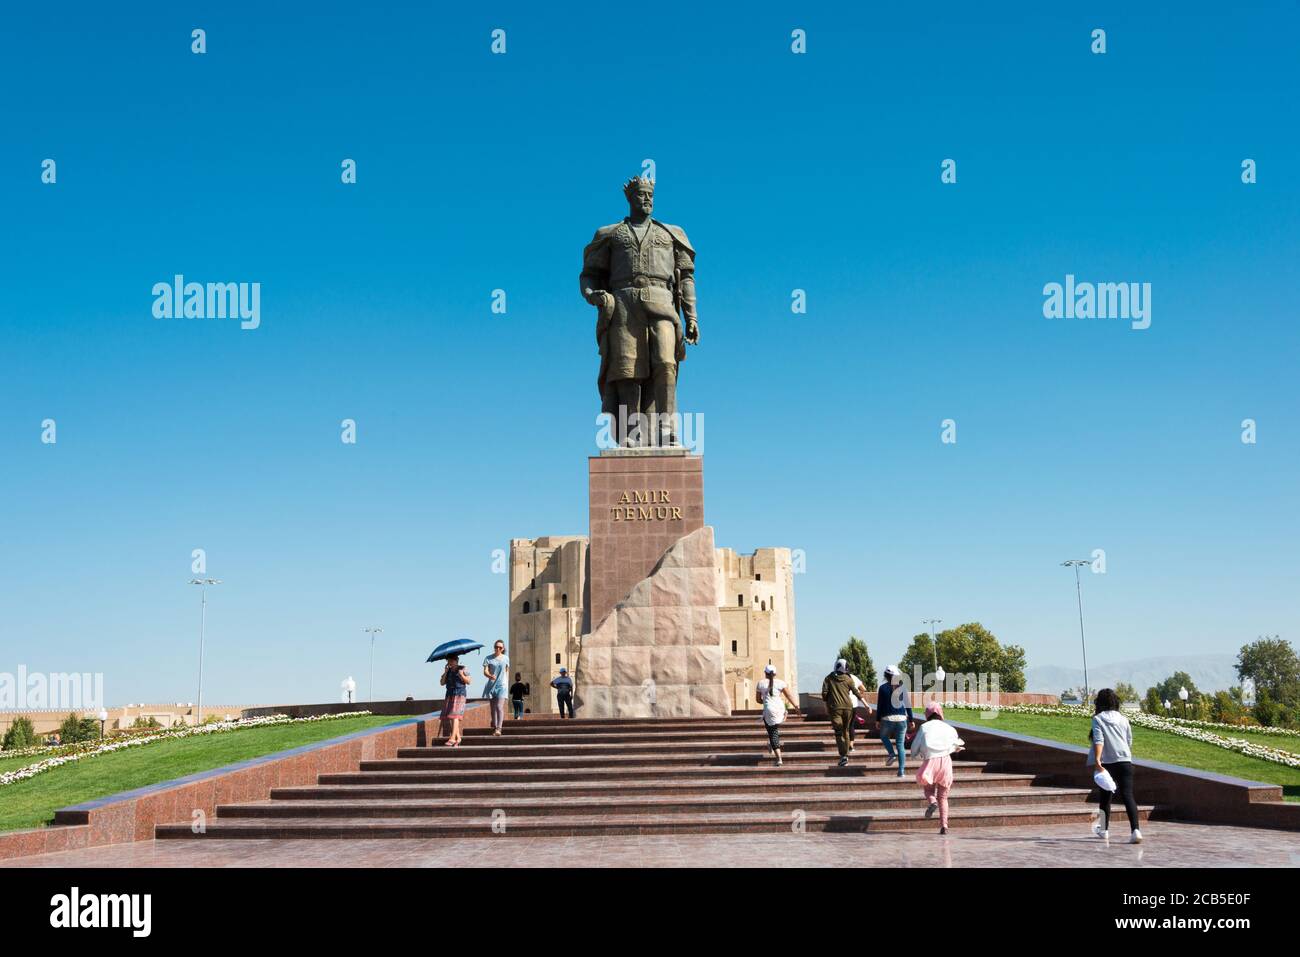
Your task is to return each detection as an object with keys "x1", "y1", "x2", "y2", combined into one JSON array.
[{"x1": 910, "y1": 704, "x2": 965, "y2": 834}]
